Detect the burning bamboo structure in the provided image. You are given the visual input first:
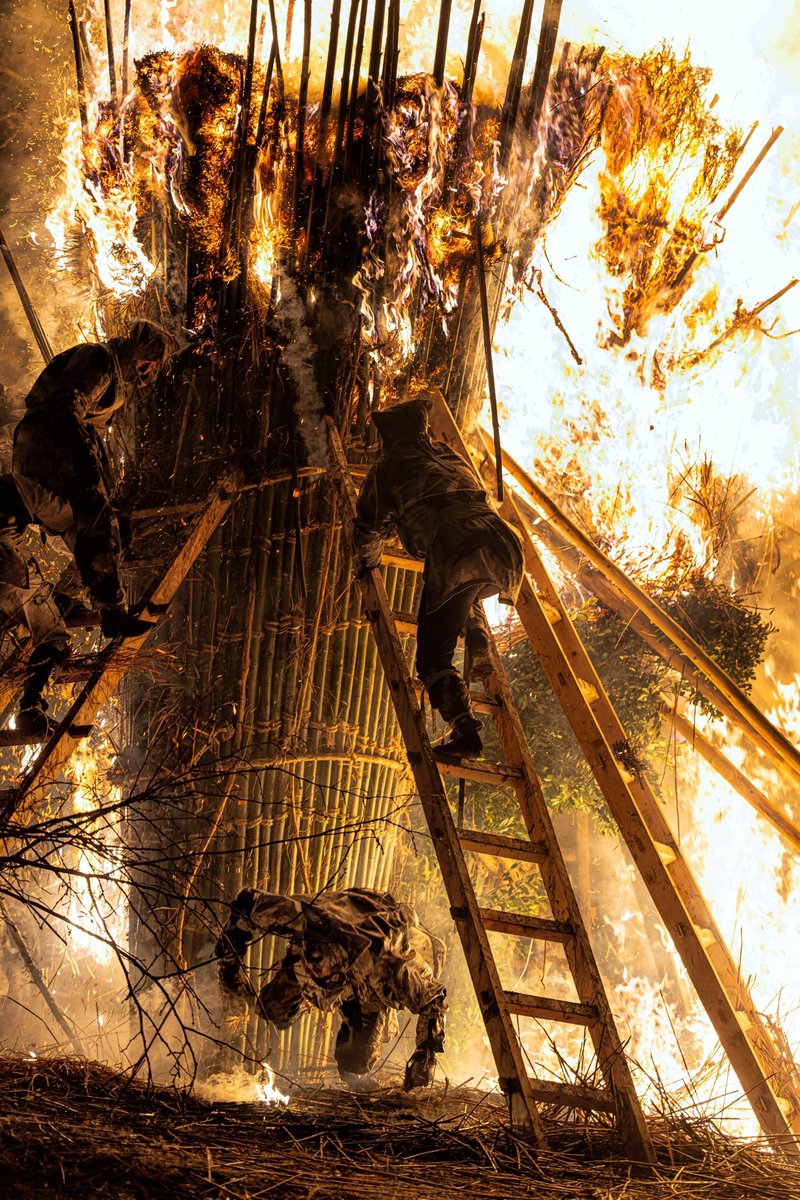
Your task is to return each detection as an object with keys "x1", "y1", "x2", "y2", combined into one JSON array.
[
  {"x1": 3, "y1": 0, "x2": 799, "y2": 1127},
  {"x1": 62, "y1": 0, "x2": 589, "y2": 1080}
]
